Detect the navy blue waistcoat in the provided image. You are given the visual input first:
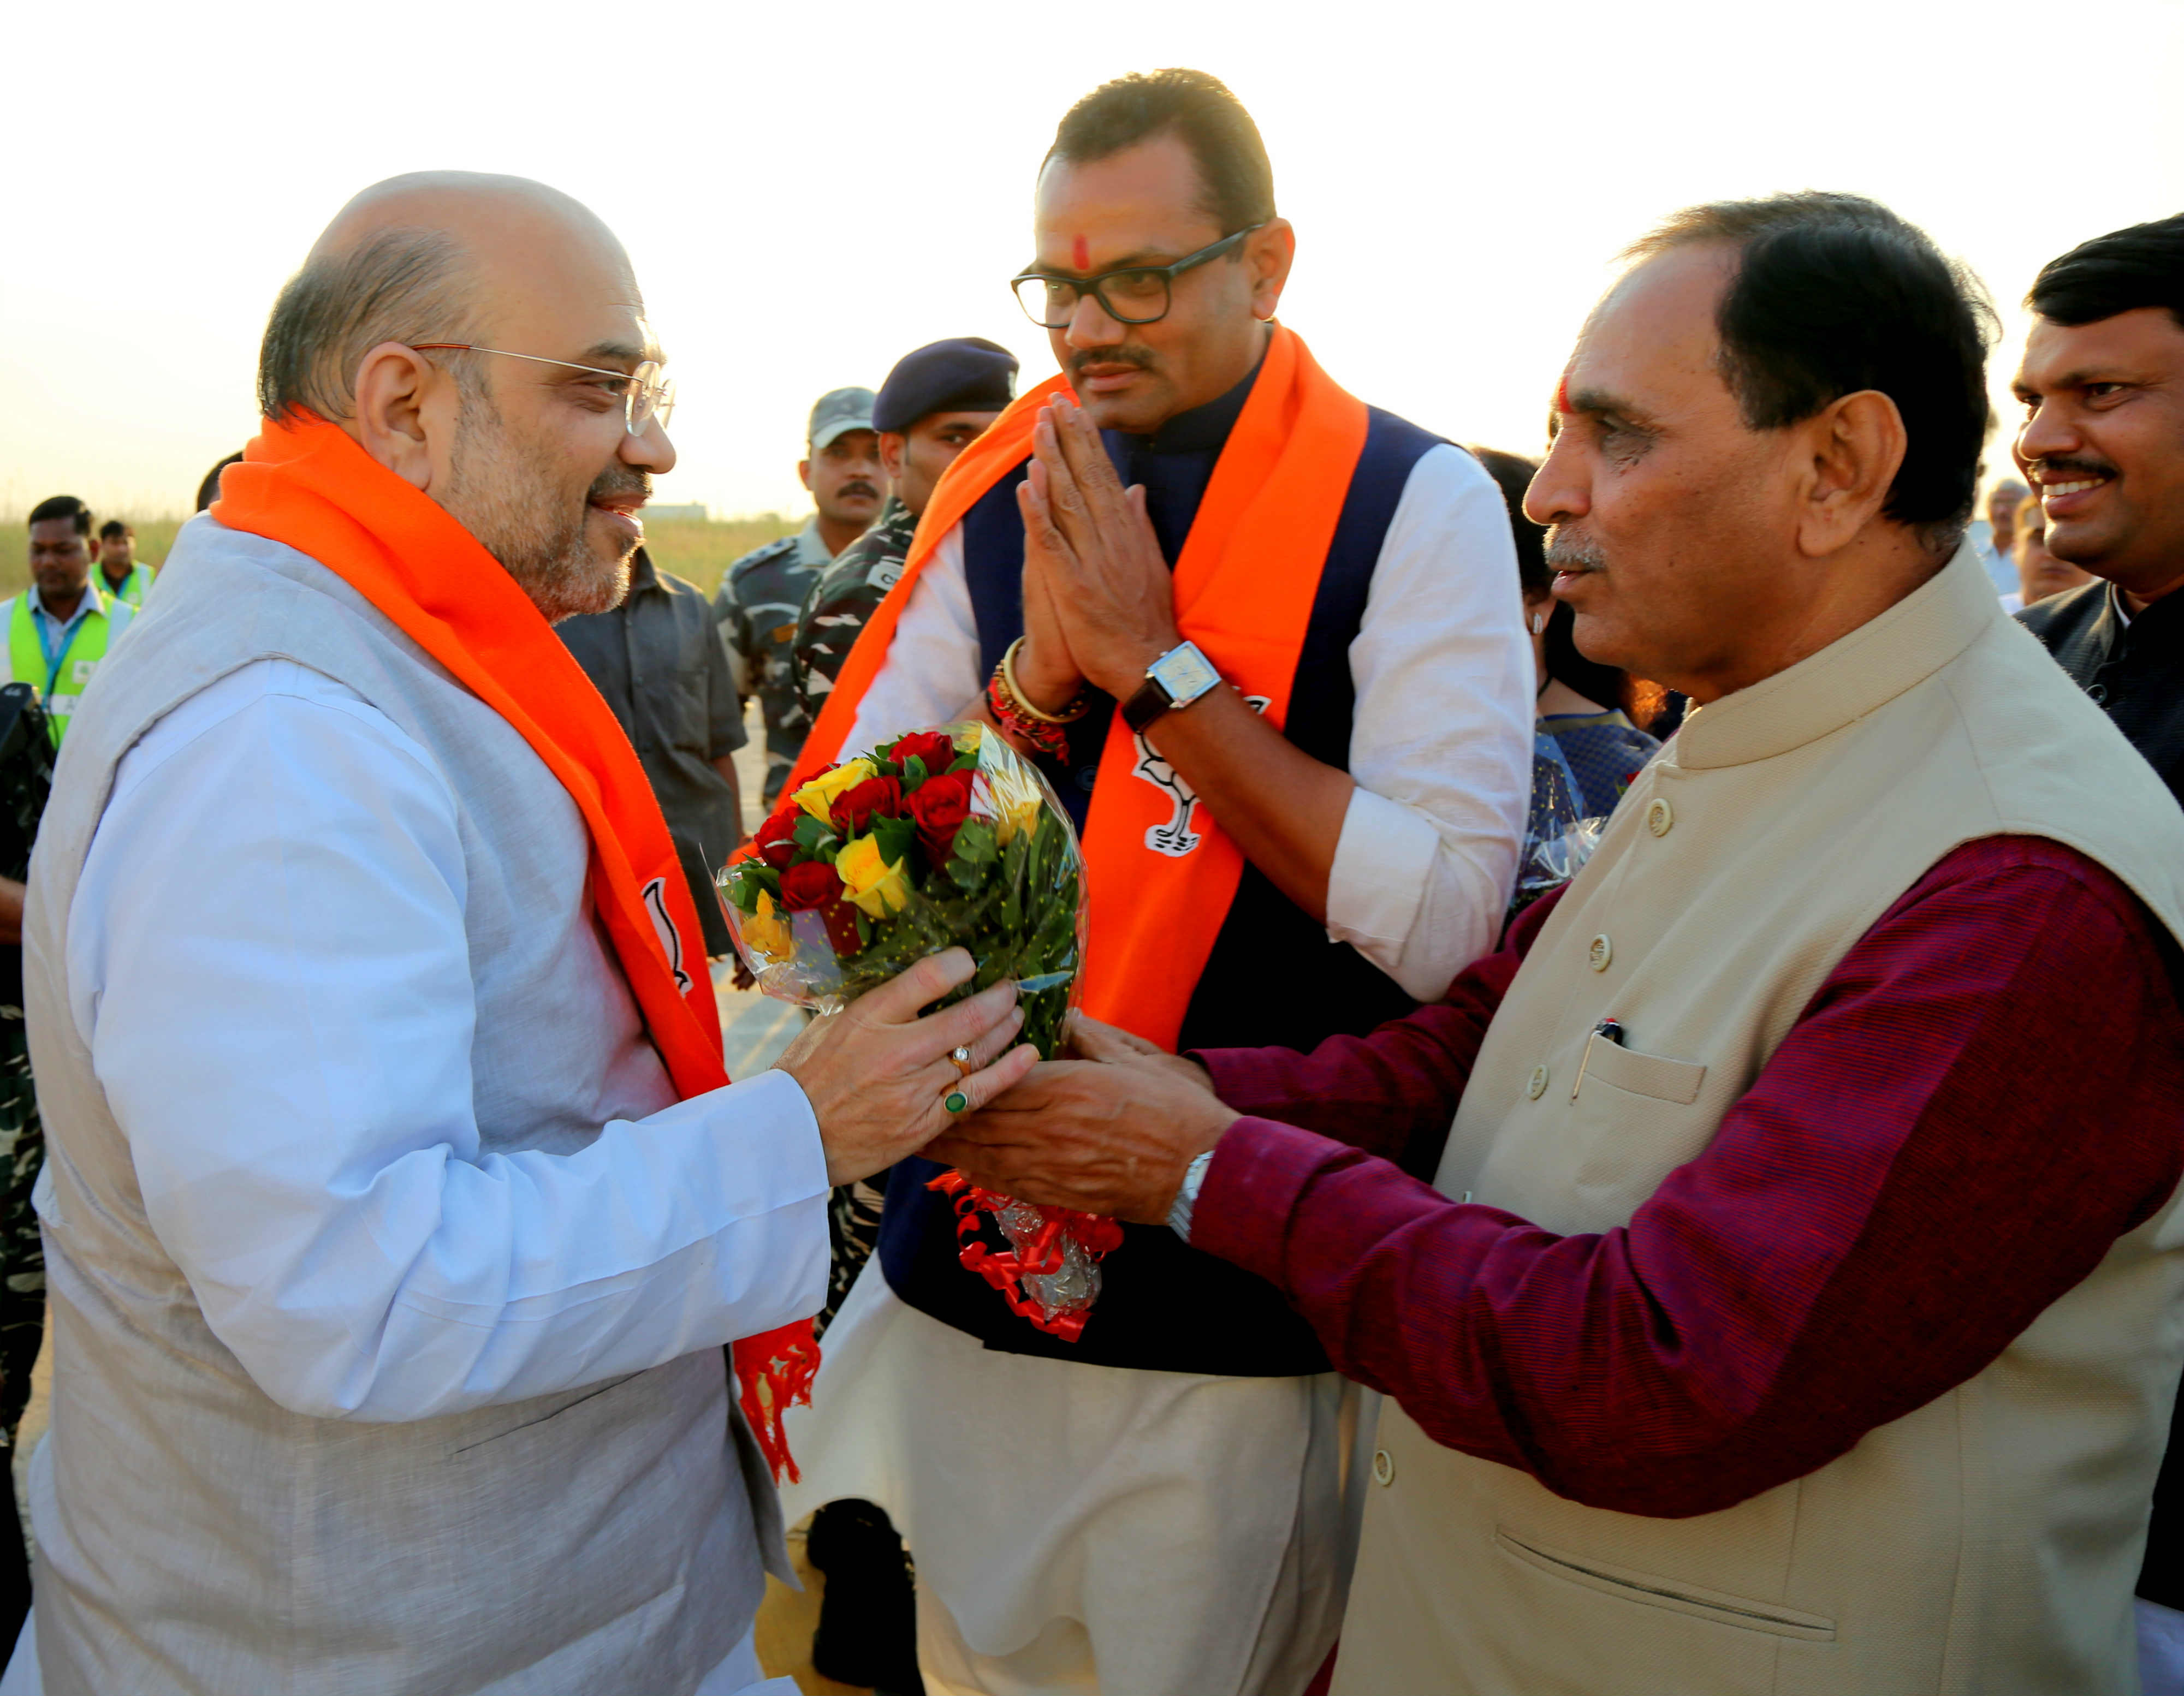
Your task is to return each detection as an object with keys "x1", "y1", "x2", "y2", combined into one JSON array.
[{"x1": 879, "y1": 387, "x2": 1445, "y2": 1376}]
